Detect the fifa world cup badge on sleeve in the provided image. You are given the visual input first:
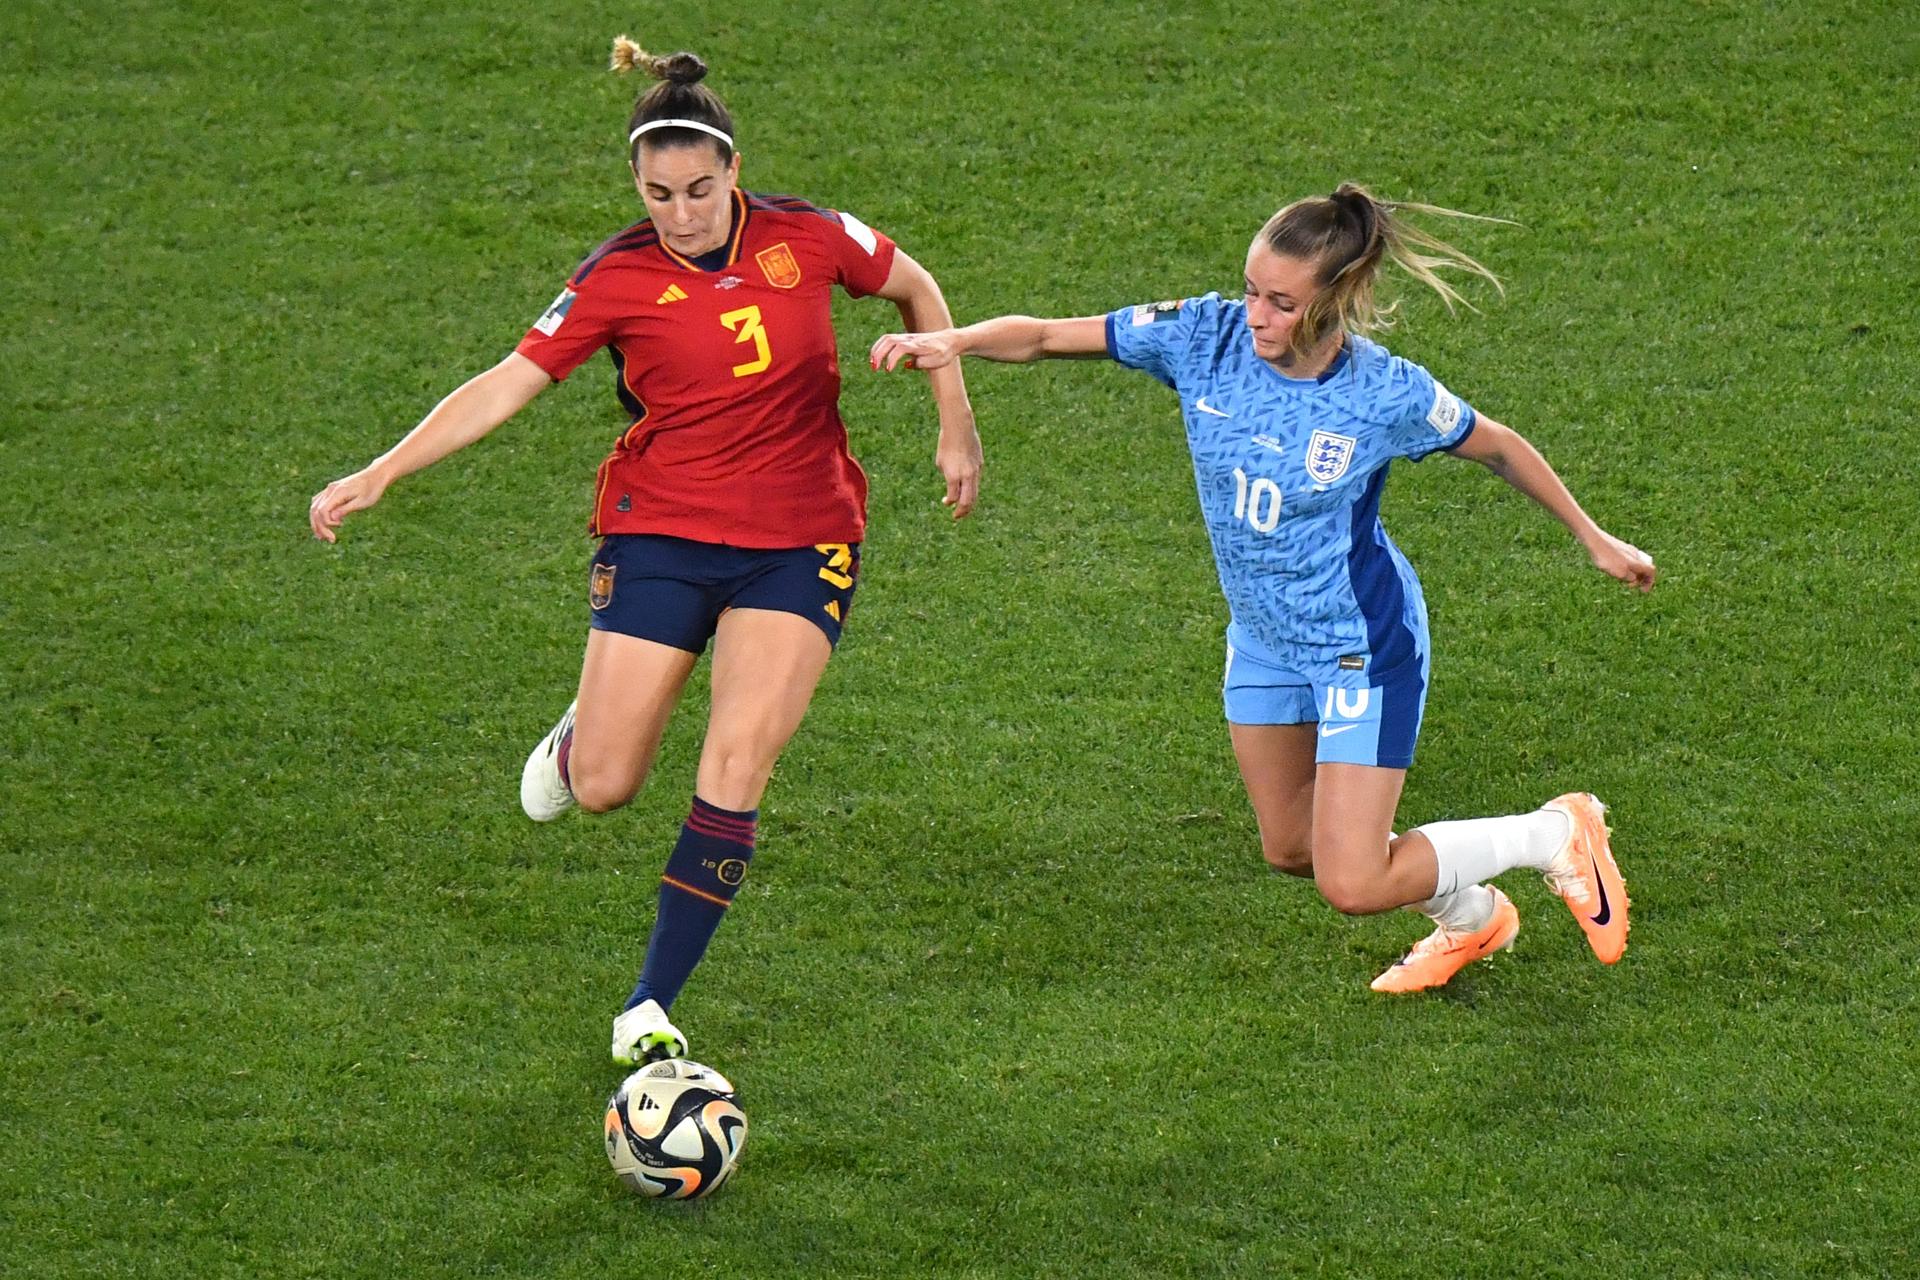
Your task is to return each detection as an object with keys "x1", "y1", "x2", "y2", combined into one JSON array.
[
  {"x1": 835, "y1": 209, "x2": 880, "y2": 255},
  {"x1": 1427, "y1": 382, "x2": 1463, "y2": 433},
  {"x1": 1131, "y1": 299, "x2": 1184, "y2": 326},
  {"x1": 534, "y1": 288, "x2": 576, "y2": 336},
  {"x1": 755, "y1": 243, "x2": 802, "y2": 289},
  {"x1": 590, "y1": 563, "x2": 616, "y2": 611}
]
